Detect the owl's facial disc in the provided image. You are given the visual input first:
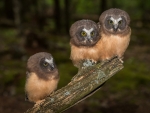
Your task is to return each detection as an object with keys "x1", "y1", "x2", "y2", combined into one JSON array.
[
  {"x1": 110, "y1": 17, "x2": 122, "y2": 31},
  {"x1": 70, "y1": 19, "x2": 100, "y2": 47},
  {"x1": 45, "y1": 58, "x2": 55, "y2": 70},
  {"x1": 105, "y1": 16, "x2": 126, "y2": 33},
  {"x1": 82, "y1": 28, "x2": 94, "y2": 42},
  {"x1": 40, "y1": 57, "x2": 55, "y2": 72},
  {"x1": 78, "y1": 27, "x2": 98, "y2": 46}
]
